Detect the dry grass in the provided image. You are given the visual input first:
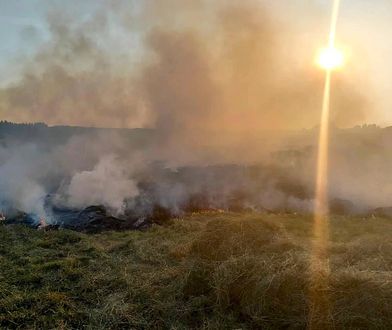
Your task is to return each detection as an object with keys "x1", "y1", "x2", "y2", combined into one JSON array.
[{"x1": 1, "y1": 212, "x2": 392, "y2": 329}]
